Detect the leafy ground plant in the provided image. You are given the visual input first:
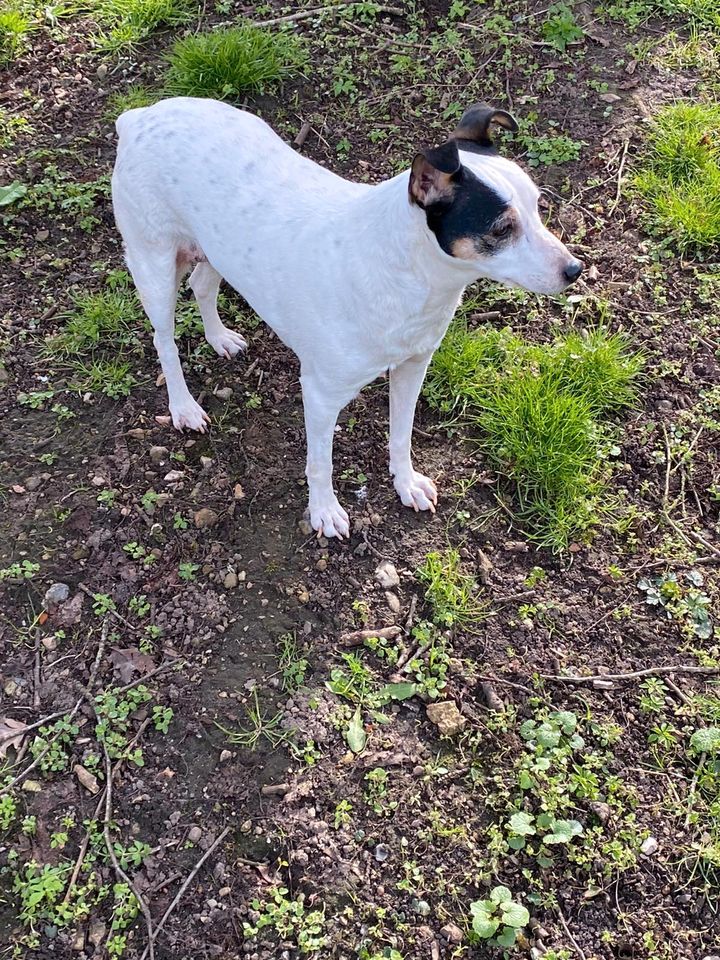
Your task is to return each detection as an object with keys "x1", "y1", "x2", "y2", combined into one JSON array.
[
  {"x1": 89, "y1": 0, "x2": 196, "y2": 53},
  {"x1": 425, "y1": 320, "x2": 642, "y2": 547},
  {"x1": 163, "y1": 25, "x2": 306, "y2": 100},
  {"x1": 0, "y1": 8, "x2": 30, "y2": 65},
  {"x1": 638, "y1": 569, "x2": 714, "y2": 639},
  {"x1": 469, "y1": 885, "x2": 530, "y2": 948},
  {"x1": 416, "y1": 548, "x2": 485, "y2": 628},
  {"x1": 634, "y1": 100, "x2": 720, "y2": 251}
]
